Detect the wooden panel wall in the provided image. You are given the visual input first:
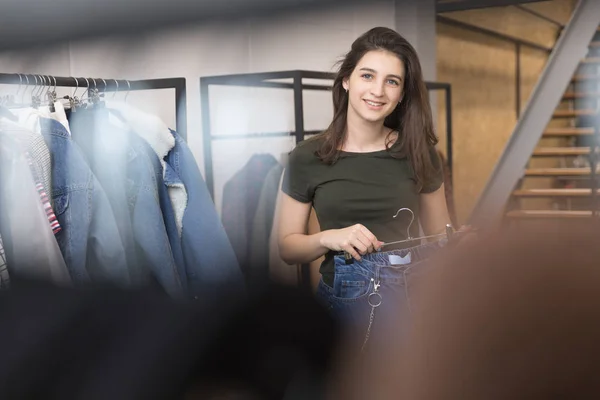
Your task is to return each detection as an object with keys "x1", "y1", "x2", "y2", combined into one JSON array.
[{"x1": 436, "y1": 0, "x2": 577, "y2": 224}]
